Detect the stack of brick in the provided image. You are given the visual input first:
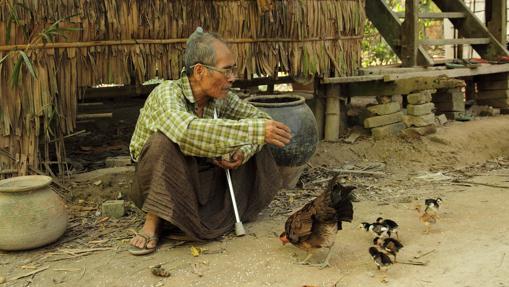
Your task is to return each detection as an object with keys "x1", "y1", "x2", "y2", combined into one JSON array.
[
  {"x1": 363, "y1": 101, "x2": 405, "y2": 139},
  {"x1": 432, "y1": 88, "x2": 465, "y2": 119},
  {"x1": 402, "y1": 89, "x2": 437, "y2": 135},
  {"x1": 476, "y1": 73, "x2": 509, "y2": 113}
]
